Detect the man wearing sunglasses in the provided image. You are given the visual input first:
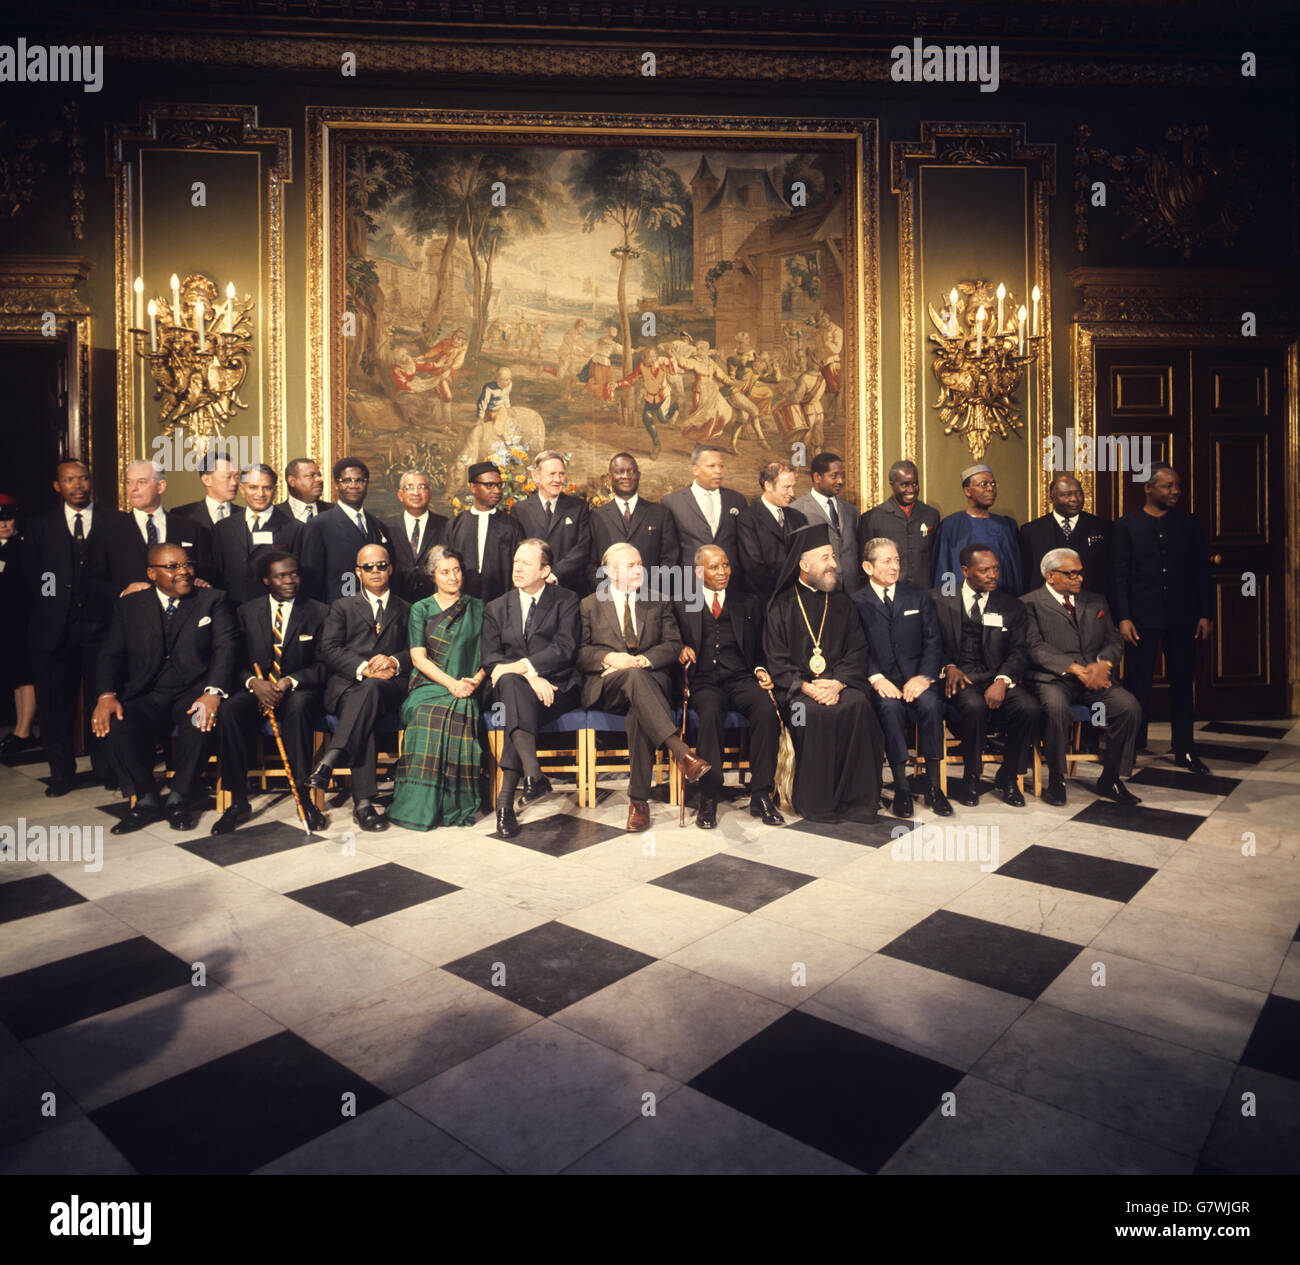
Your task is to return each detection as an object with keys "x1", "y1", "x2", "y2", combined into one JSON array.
[
  {"x1": 300, "y1": 458, "x2": 390, "y2": 601},
  {"x1": 444, "y1": 460, "x2": 523, "y2": 602}
]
